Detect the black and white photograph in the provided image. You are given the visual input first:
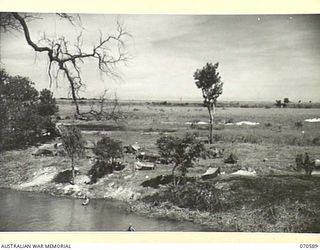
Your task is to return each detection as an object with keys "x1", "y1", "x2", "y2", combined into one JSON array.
[{"x1": 0, "y1": 10, "x2": 319, "y2": 233}]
